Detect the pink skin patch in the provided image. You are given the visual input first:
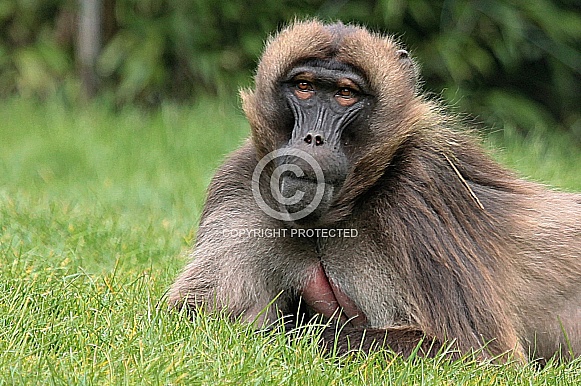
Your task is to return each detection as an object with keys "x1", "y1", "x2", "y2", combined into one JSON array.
[{"x1": 300, "y1": 263, "x2": 367, "y2": 326}]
